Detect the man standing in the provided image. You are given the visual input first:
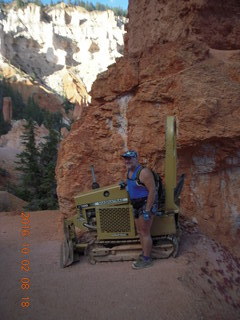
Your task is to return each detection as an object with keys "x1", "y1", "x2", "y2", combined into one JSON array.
[{"x1": 121, "y1": 150, "x2": 158, "y2": 269}]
